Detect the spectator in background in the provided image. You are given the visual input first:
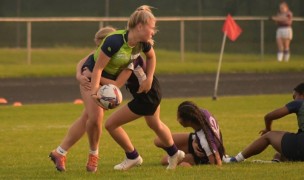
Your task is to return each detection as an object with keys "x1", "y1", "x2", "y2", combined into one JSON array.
[{"x1": 271, "y1": 1, "x2": 293, "y2": 62}]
